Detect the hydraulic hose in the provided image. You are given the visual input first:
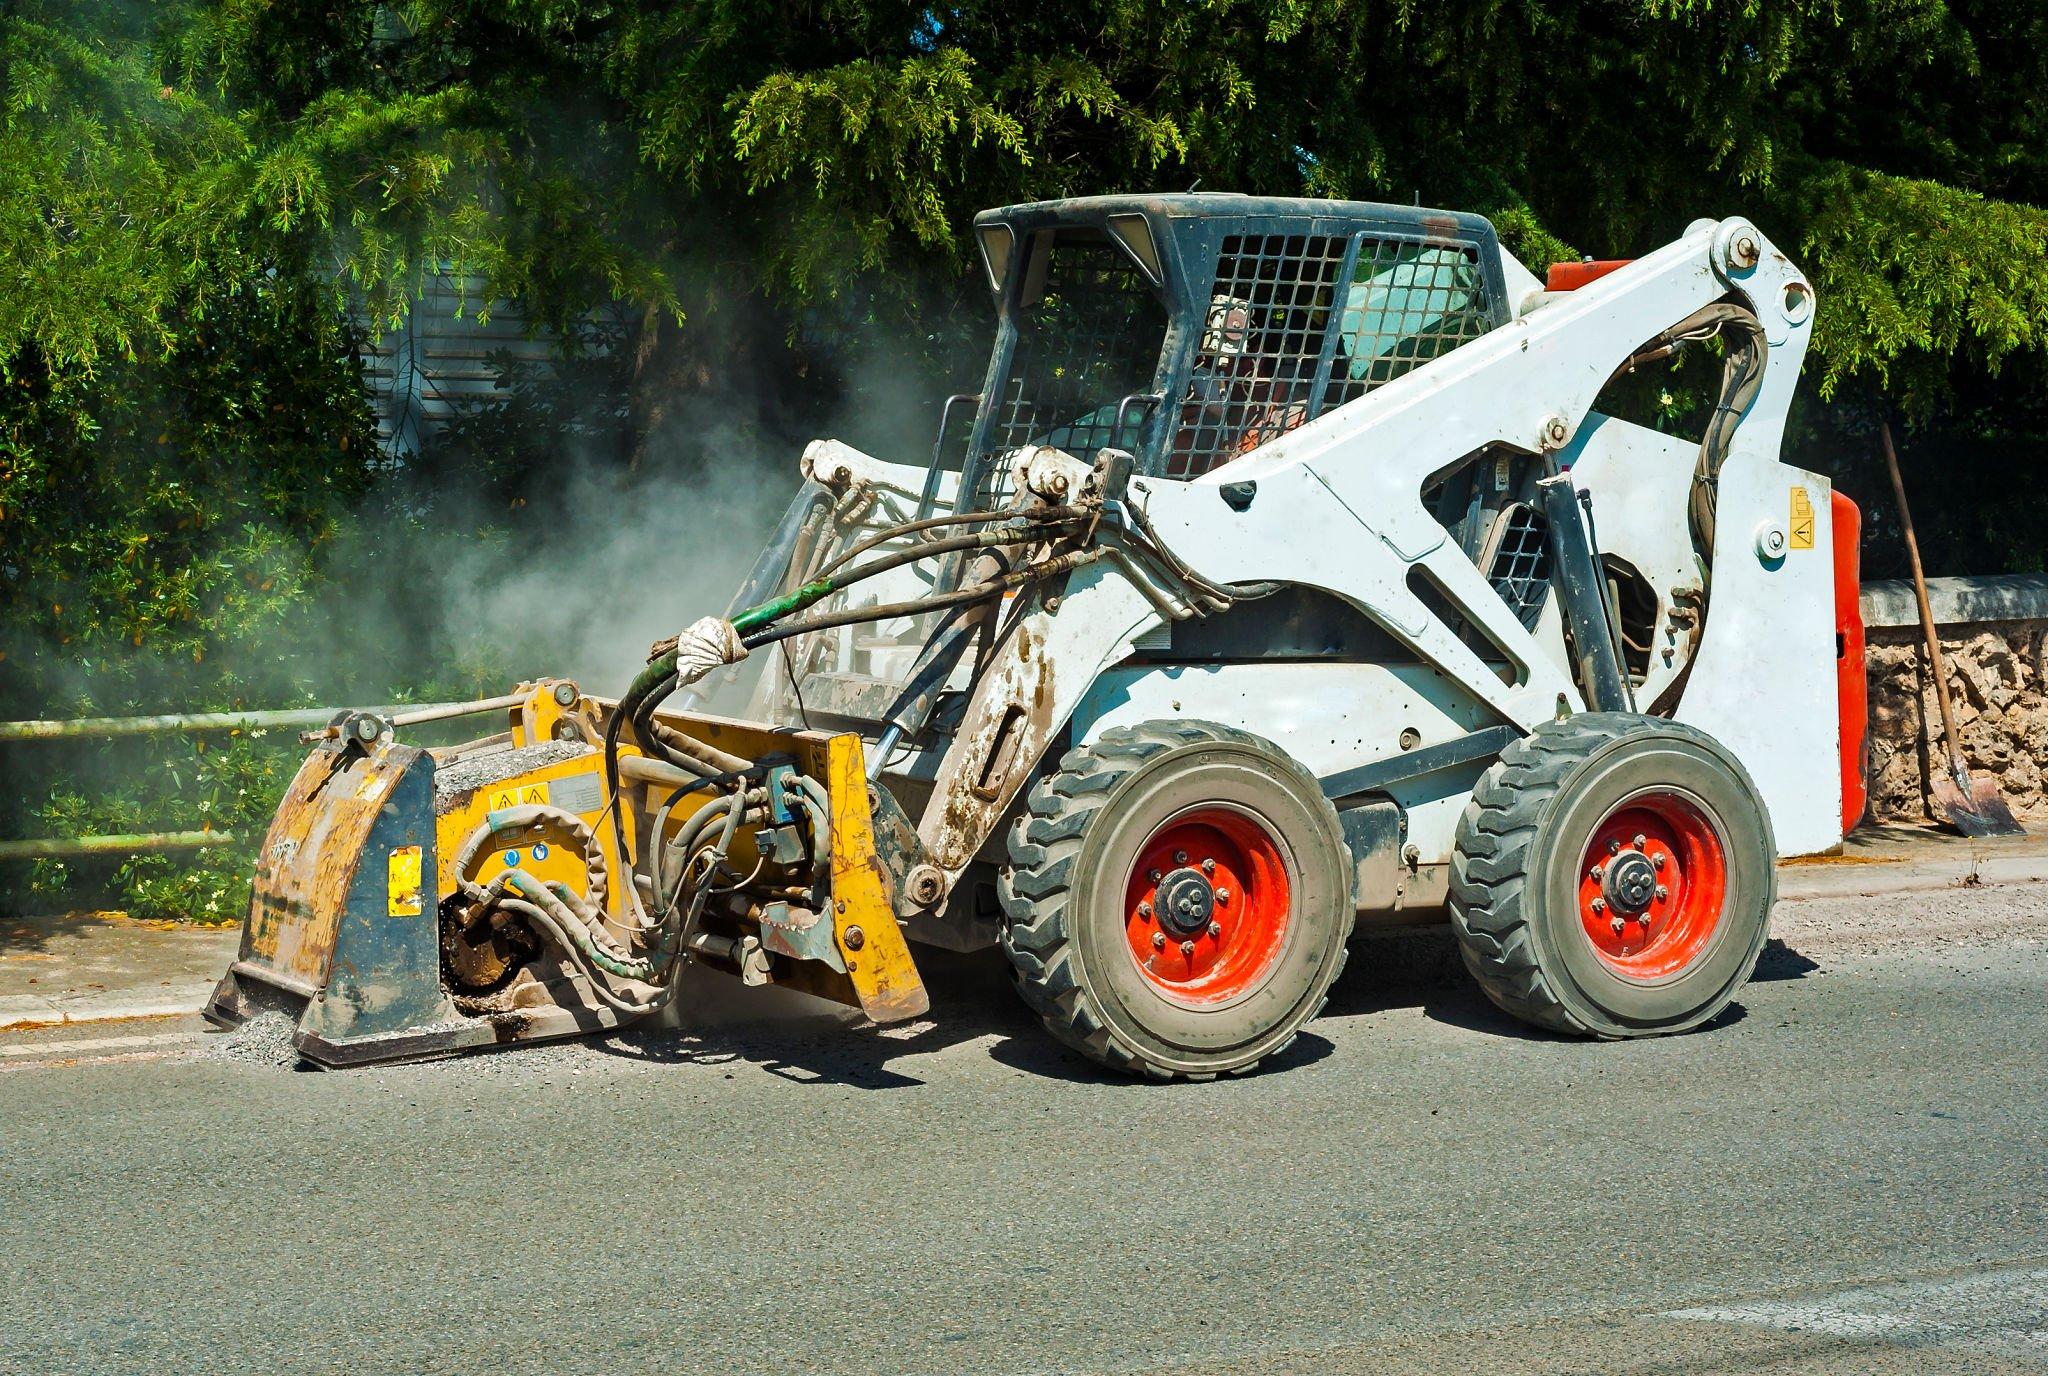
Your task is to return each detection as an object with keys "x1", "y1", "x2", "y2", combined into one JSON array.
[
  {"x1": 451, "y1": 803, "x2": 609, "y2": 917},
  {"x1": 737, "y1": 548, "x2": 1107, "y2": 651},
  {"x1": 817, "y1": 503, "x2": 1088, "y2": 581},
  {"x1": 1626, "y1": 302, "x2": 1768, "y2": 573},
  {"x1": 1687, "y1": 308, "x2": 1767, "y2": 566},
  {"x1": 604, "y1": 649, "x2": 680, "y2": 878},
  {"x1": 1121, "y1": 500, "x2": 1284, "y2": 609},
  {"x1": 488, "y1": 893, "x2": 672, "y2": 1015},
  {"x1": 601, "y1": 494, "x2": 1096, "y2": 885},
  {"x1": 451, "y1": 811, "x2": 675, "y2": 1011},
  {"x1": 501, "y1": 870, "x2": 655, "y2": 982}
]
